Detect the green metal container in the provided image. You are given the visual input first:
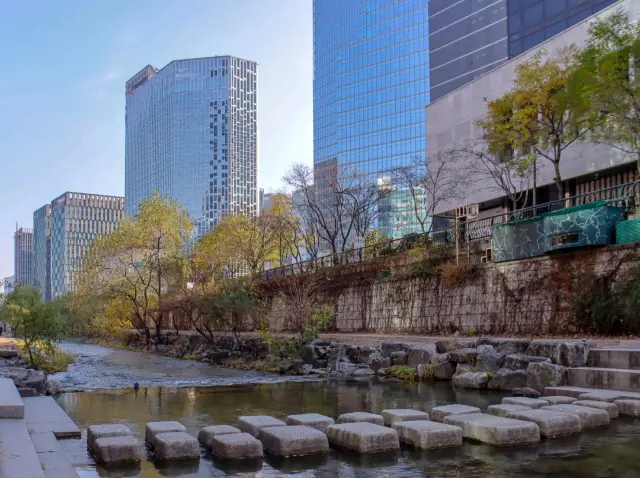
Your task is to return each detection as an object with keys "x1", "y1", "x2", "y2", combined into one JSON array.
[{"x1": 616, "y1": 218, "x2": 640, "y2": 244}]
